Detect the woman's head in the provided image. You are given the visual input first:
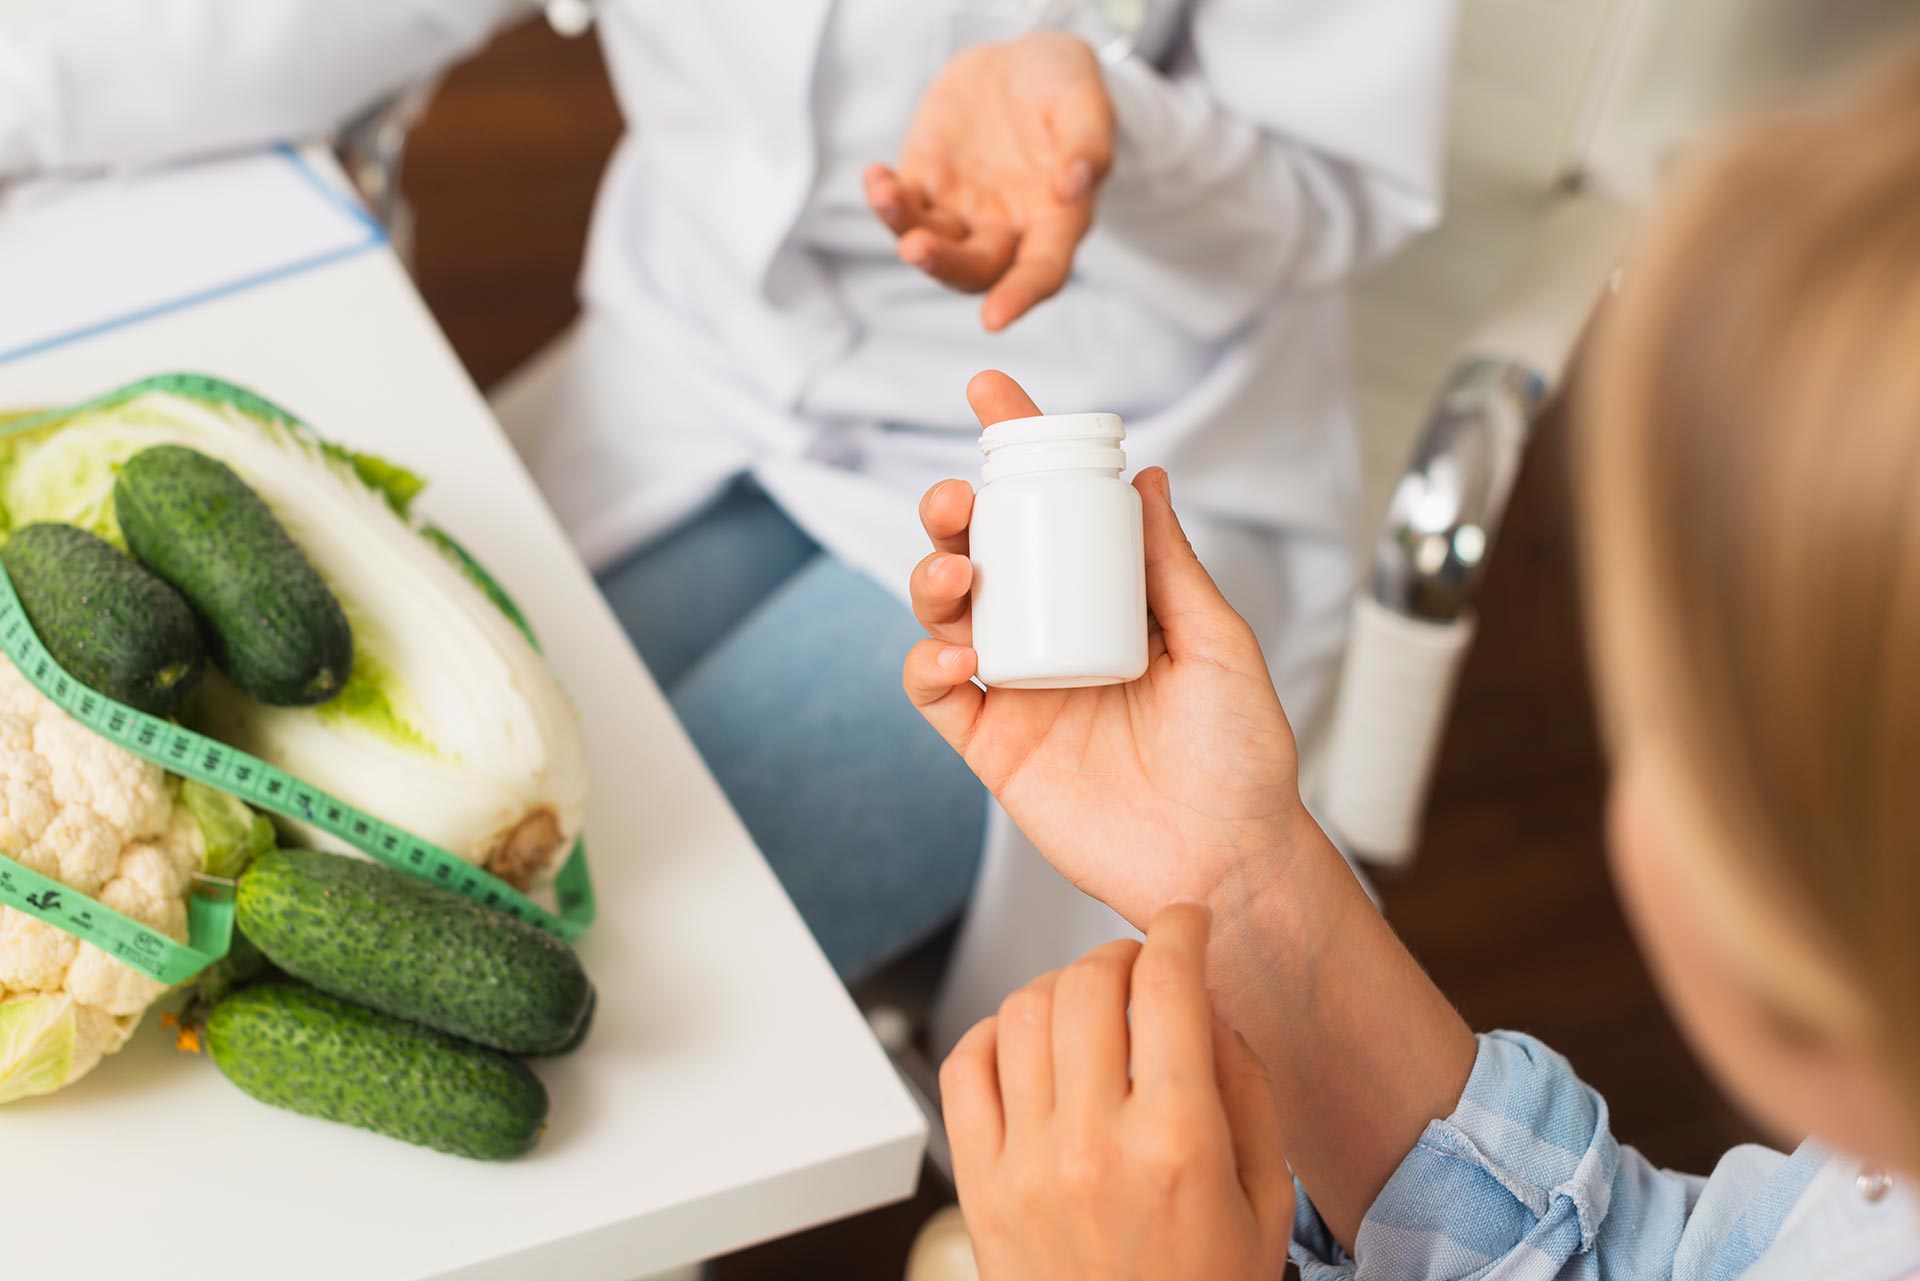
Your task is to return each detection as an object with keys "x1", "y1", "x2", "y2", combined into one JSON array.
[{"x1": 1584, "y1": 52, "x2": 1920, "y2": 1168}]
